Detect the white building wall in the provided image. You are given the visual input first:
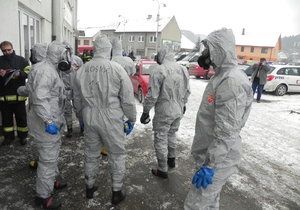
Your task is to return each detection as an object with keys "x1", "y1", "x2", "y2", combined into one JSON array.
[
  {"x1": 0, "y1": 1, "x2": 20, "y2": 54},
  {"x1": 19, "y1": 0, "x2": 52, "y2": 43},
  {"x1": 0, "y1": 0, "x2": 78, "y2": 58},
  {"x1": 53, "y1": 0, "x2": 77, "y2": 50}
]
